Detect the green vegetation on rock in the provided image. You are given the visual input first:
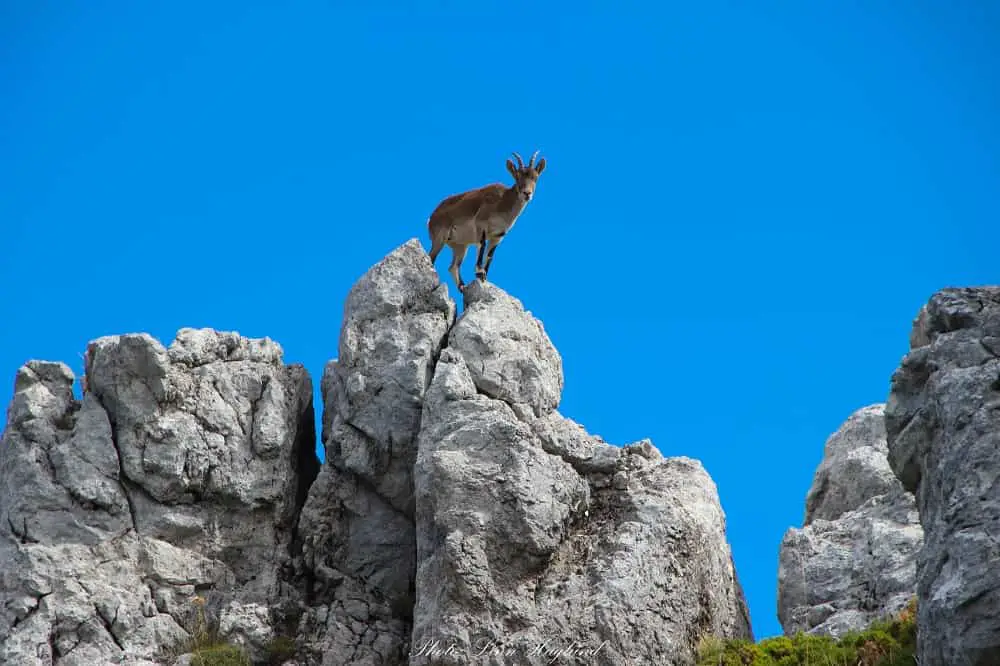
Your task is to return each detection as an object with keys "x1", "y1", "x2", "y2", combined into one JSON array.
[
  {"x1": 698, "y1": 598, "x2": 916, "y2": 666},
  {"x1": 189, "y1": 643, "x2": 252, "y2": 666}
]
